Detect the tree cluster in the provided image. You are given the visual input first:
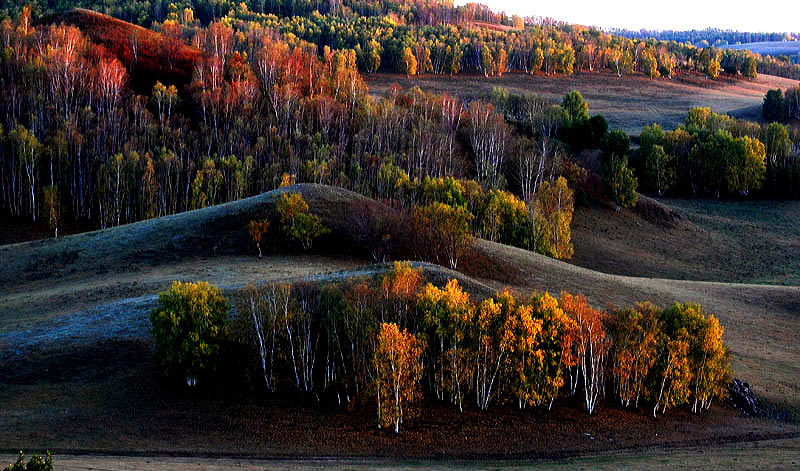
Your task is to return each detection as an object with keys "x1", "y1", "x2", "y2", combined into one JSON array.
[
  {"x1": 225, "y1": 263, "x2": 732, "y2": 432},
  {"x1": 634, "y1": 109, "x2": 800, "y2": 198},
  {"x1": 3, "y1": 451, "x2": 53, "y2": 471}
]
